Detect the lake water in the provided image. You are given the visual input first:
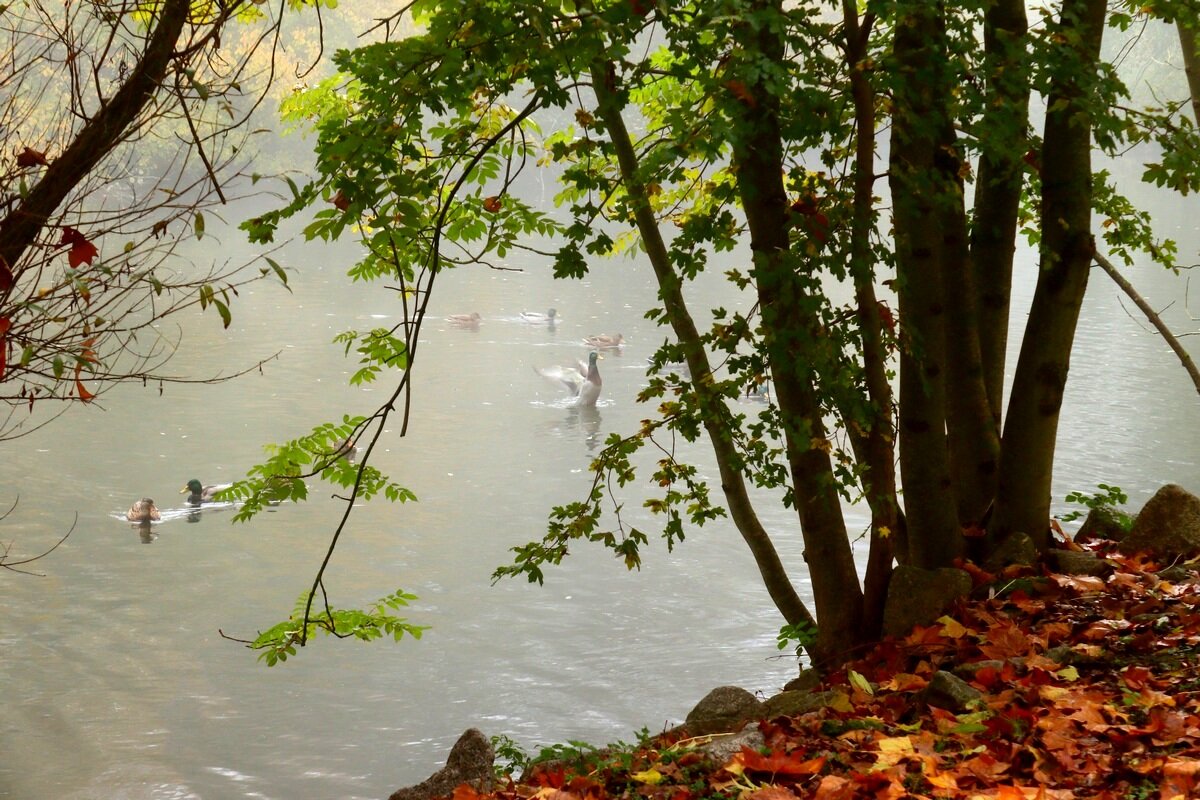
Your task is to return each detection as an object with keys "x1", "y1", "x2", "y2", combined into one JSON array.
[{"x1": 1, "y1": 167, "x2": 1198, "y2": 798}]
